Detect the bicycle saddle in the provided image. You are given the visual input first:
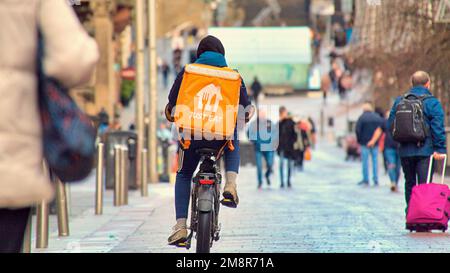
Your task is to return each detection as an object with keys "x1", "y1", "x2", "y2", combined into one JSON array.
[{"x1": 195, "y1": 148, "x2": 218, "y2": 156}]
